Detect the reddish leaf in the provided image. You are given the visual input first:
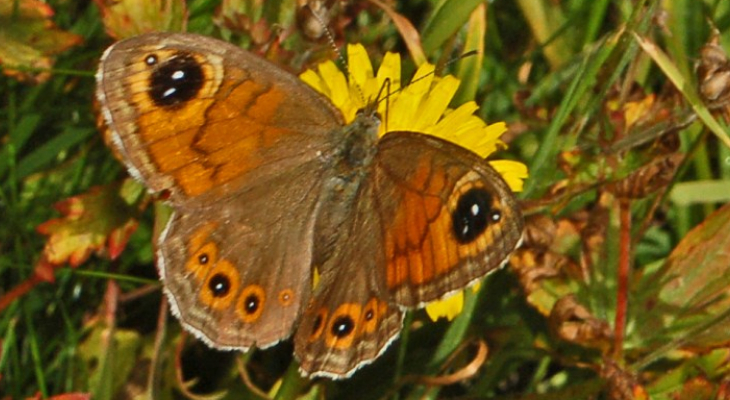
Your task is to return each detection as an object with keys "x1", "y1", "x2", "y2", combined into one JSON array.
[
  {"x1": 674, "y1": 376, "x2": 719, "y2": 400},
  {"x1": 0, "y1": 0, "x2": 83, "y2": 83},
  {"x1": 216, "y1": 0, "x2": 270, "y2": 43},
  {"x1": 25, "y1": 393, "x2": 91, "y2": 400},
  {"x1": 94, "y1": 0, "x2": 188, "y2": 40},
  {"x1": 0, "y1": 261, "x2": 46, "y2": 312},
  {"x1": 48, "y1": 394, "x2": 92, "y2": 400},
  {"x1": 37, "y1": 179, "x2": 145, "y2": 268},
  {"x1": 659, "y1": 203, "x2": 730, "y2": 347},
  {"x1": 33, "y1": 255, "x2": 56, "y2": 282},
  {"x1": 635, "y1": 202, "x2": 730, "y2": 350}
]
